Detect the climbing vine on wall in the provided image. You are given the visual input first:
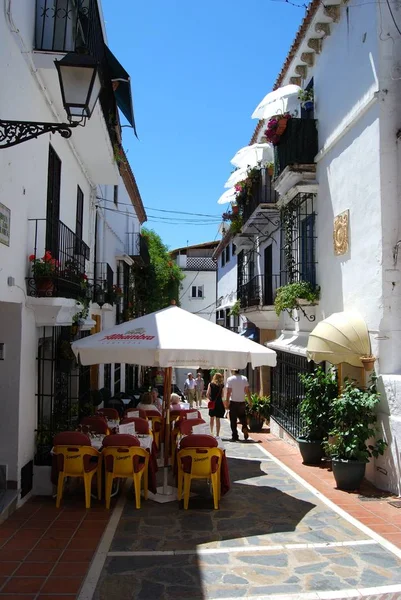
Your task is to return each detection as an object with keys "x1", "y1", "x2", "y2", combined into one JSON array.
[{"x1": 281, "y1": 204, "x2": 297, "y2": 283}]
